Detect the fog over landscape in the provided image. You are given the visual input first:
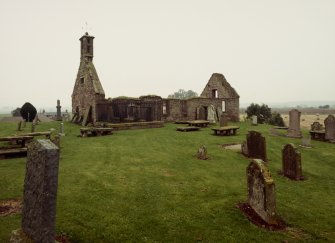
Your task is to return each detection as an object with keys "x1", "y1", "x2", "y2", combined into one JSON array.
[{"x1": 0, "y1": 0, "x2": 334, "y2": 113}]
